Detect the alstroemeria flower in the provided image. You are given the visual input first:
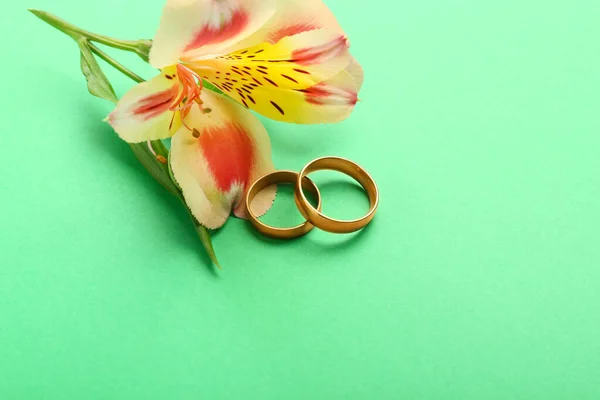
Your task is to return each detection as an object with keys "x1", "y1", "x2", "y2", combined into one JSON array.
[{"x1": 107, "y1": 0, "x2": 363, "y2": 229}]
